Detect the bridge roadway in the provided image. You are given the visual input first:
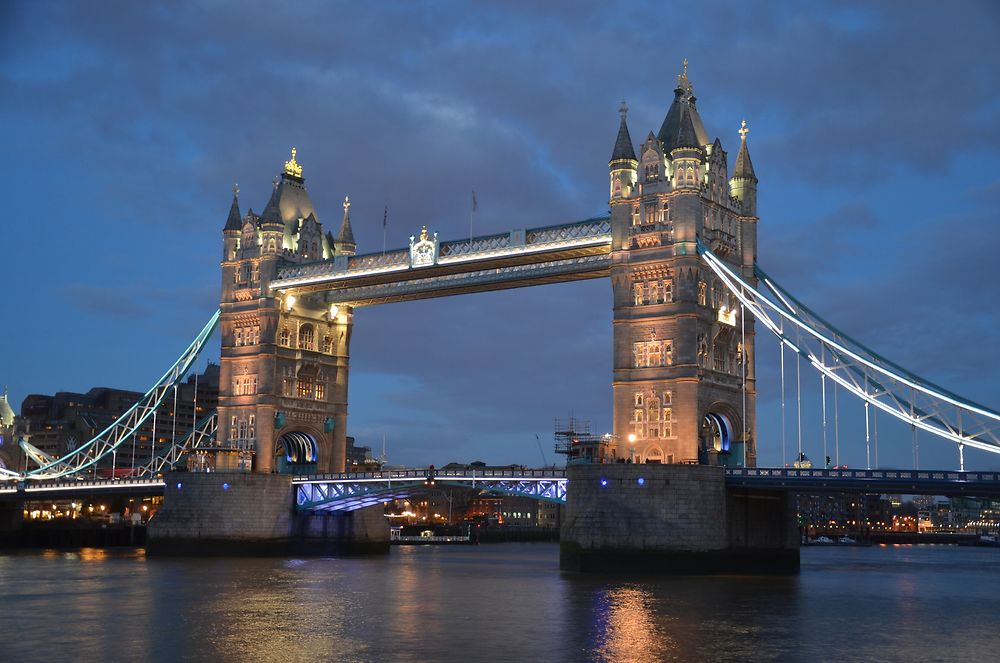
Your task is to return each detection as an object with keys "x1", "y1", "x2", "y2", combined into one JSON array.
[{"x1": 4, "y1": 468, "x2": 1000, "y2": 505}]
